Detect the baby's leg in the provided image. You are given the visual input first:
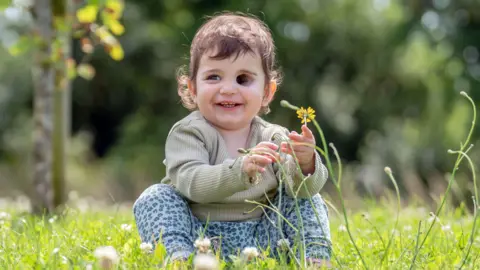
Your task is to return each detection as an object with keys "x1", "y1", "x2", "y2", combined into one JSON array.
[
  {"x1": 133, "y1": 183, "x2": 198, "y2": 260},
  {"x1": 257, "y1": 189, "x2": 332, "y2": 265}
]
